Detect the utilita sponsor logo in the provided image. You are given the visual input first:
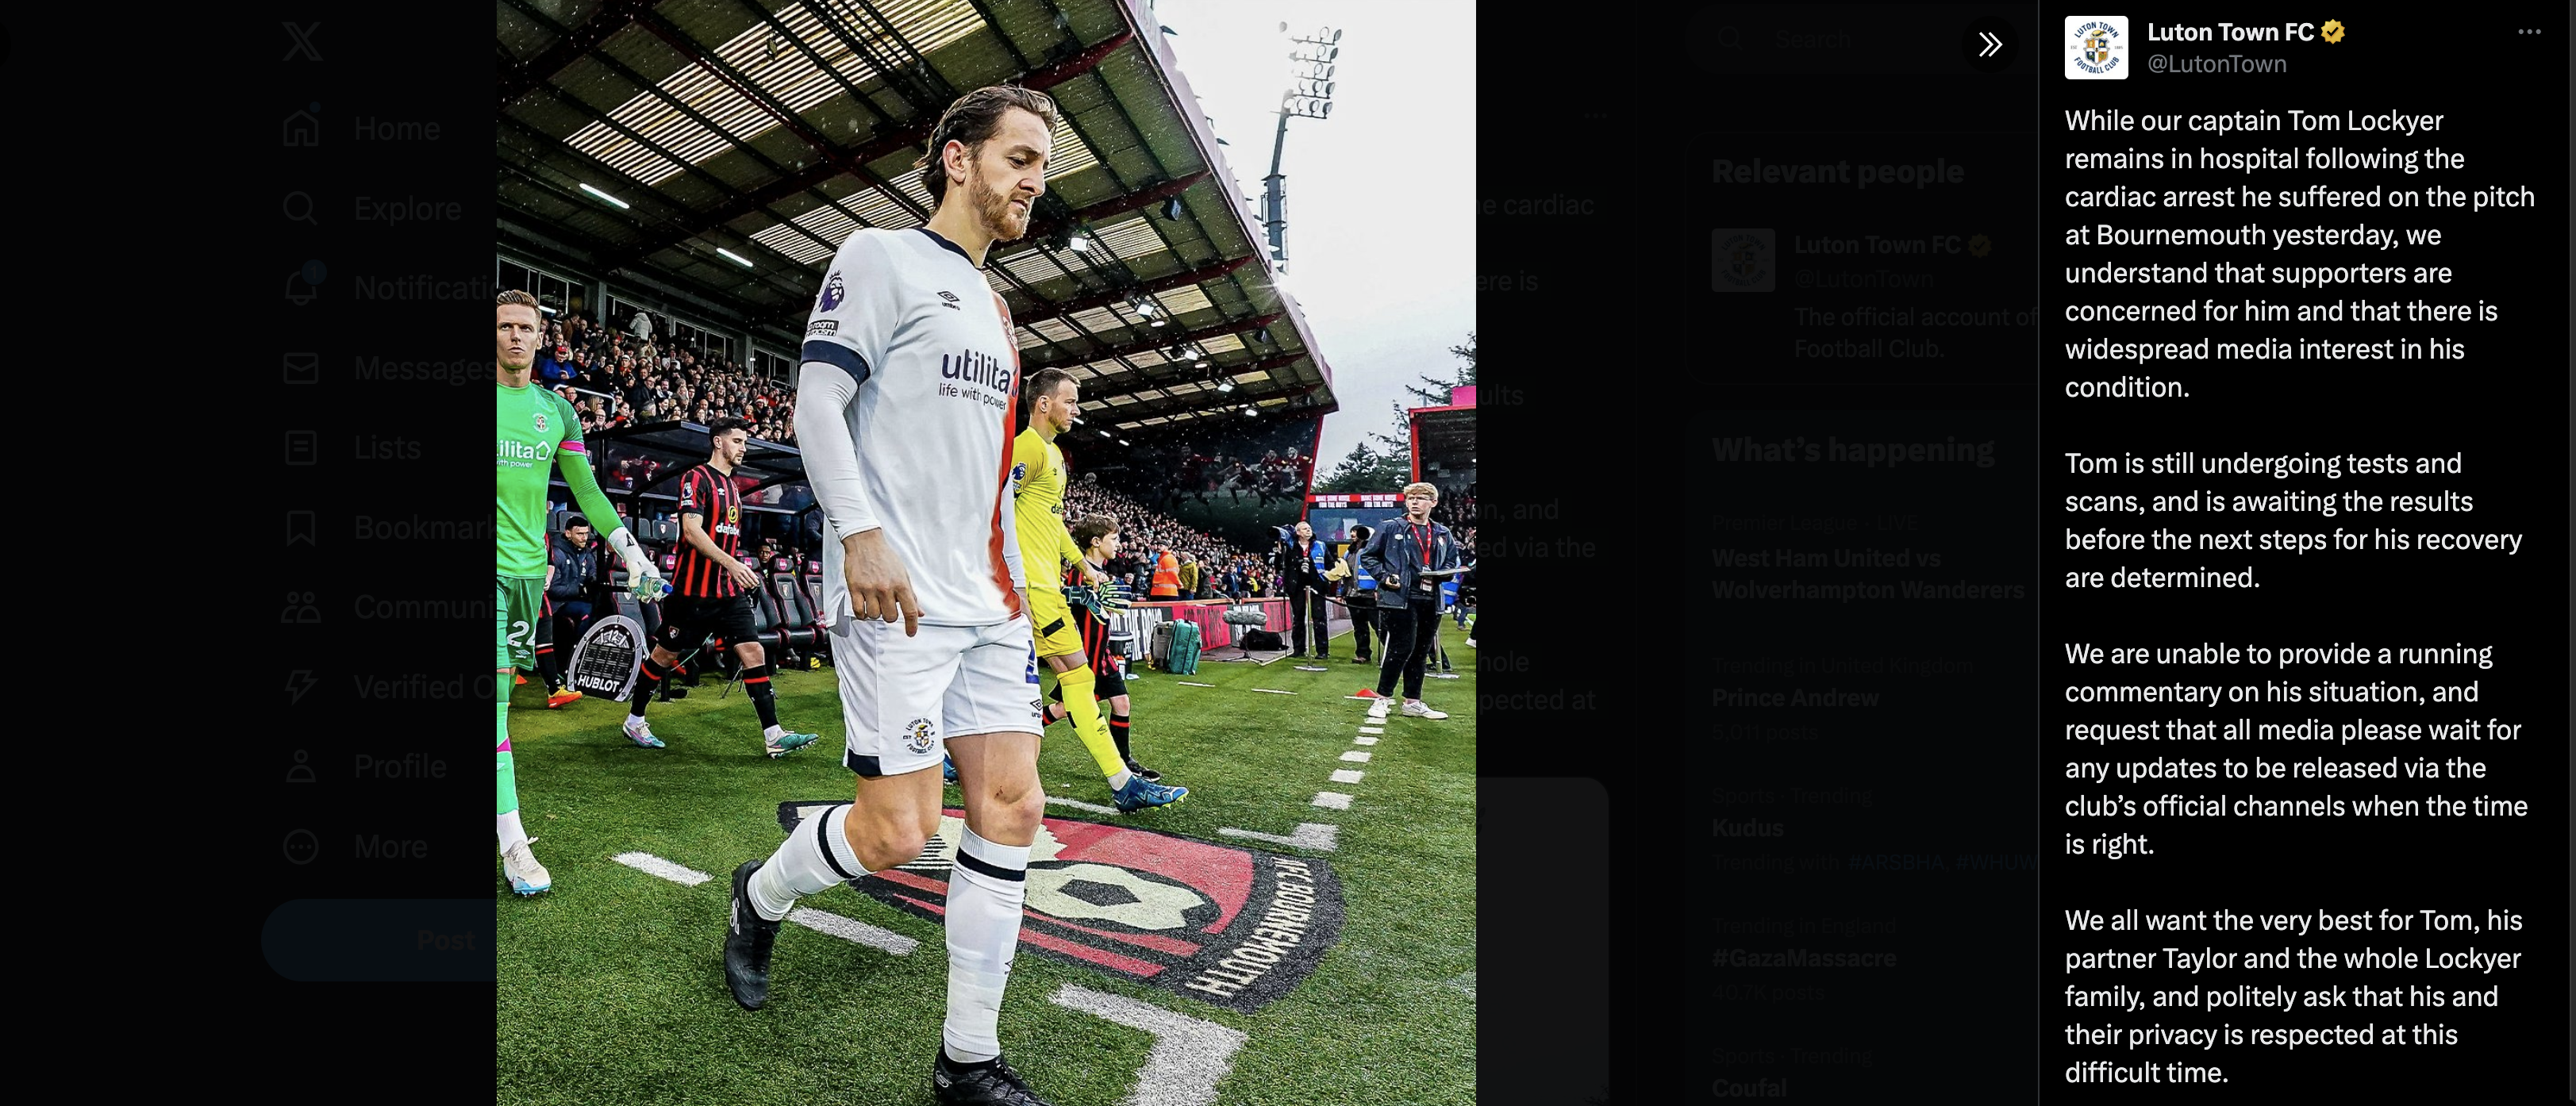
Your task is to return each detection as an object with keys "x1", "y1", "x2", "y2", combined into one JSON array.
[
  {"x1": 498, "y1": 440, "x2": 551, "y2": 467},
  {"x1": 940, "y1": 348, "x2": 1011, "y2": 391},
  {"x1": 779, "y1": 803, "x2": 1344, "y2": 1012}
]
